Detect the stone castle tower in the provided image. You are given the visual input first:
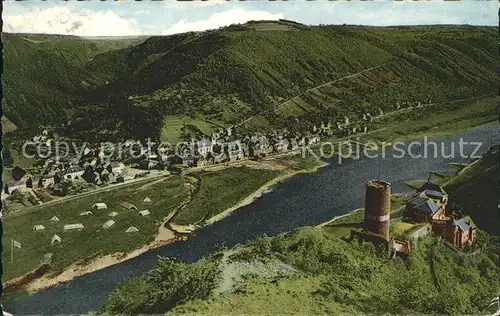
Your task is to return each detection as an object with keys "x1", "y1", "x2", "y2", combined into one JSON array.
[{"x1": 364, "y1": 180, "x2": 391, "y2": 240}]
